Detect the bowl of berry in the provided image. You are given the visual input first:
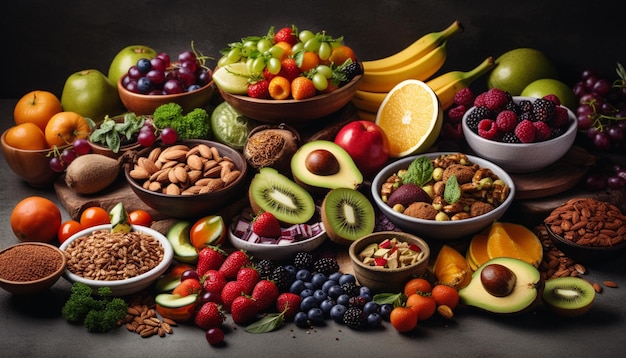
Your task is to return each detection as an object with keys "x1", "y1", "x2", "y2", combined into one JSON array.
[
  {"x1": 461, "y1": 91, "x2": 577, "y2": 173},
  {"x1": 212, "y1": 25, "x2": 363, "y2": 124}
]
